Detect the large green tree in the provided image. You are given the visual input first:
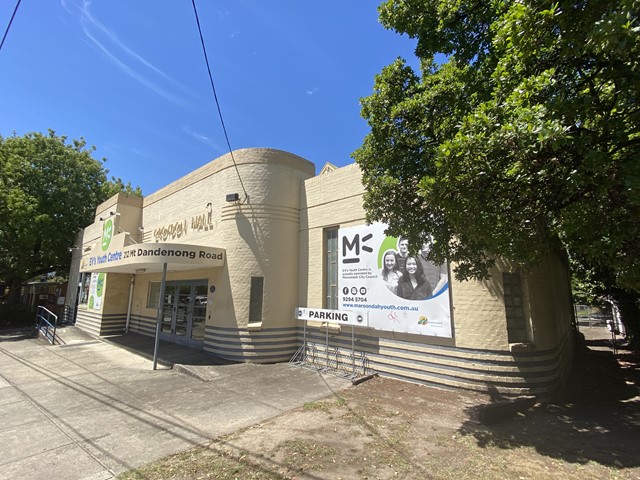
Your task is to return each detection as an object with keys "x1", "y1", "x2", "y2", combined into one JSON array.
[
  {"x1": 354, "y1": 1, "x2": 640, "y2": 337},
  {"x1": 0, "y1": 130, "x2": 141, "y2": 302}
]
